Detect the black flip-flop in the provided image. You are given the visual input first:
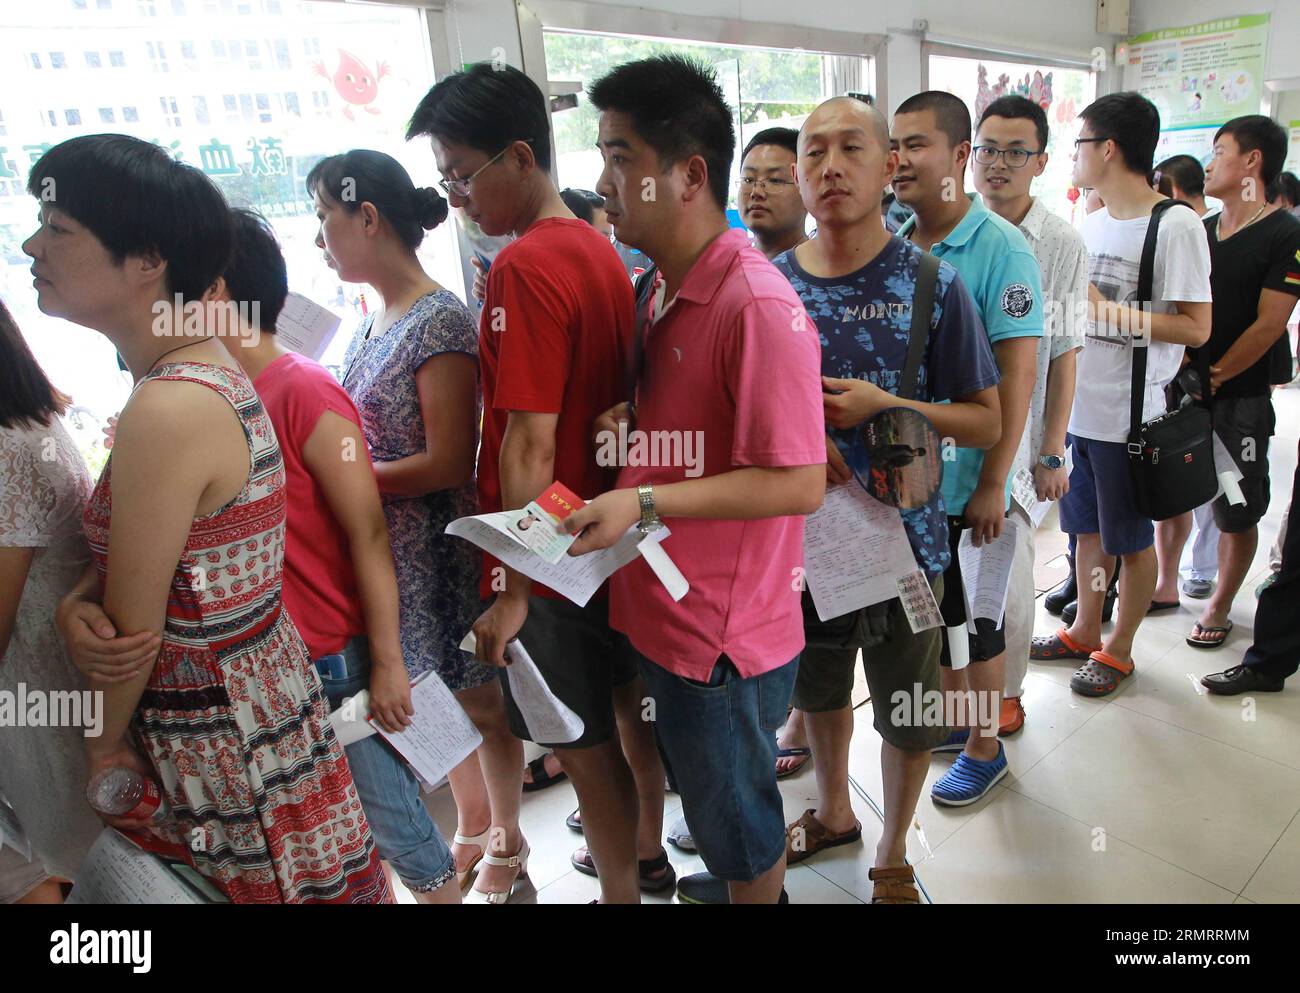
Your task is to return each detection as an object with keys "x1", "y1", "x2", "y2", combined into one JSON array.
[
  {"x1": 565, "y1": 808, "x2": 583, "y2": 834},
  {"x1": 1187, "y1": 620, "x2": 1233, "y2": 649},
  {"x1": 523, "y1": 754, "x2": 567, "y2": 793},
  {"x1": 1148, "y1": 600, "x2": 1180, "y2": 614}
]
